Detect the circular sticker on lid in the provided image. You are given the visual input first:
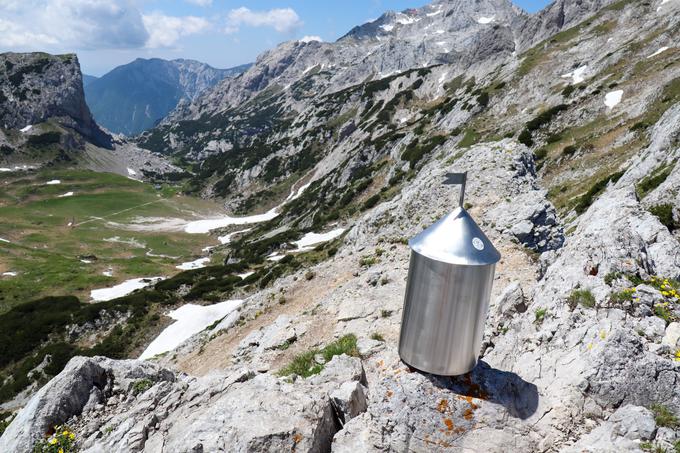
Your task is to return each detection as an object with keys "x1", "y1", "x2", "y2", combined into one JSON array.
[{"x1": 472, "y1": 237, "x2": 485, "y2": 251}]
